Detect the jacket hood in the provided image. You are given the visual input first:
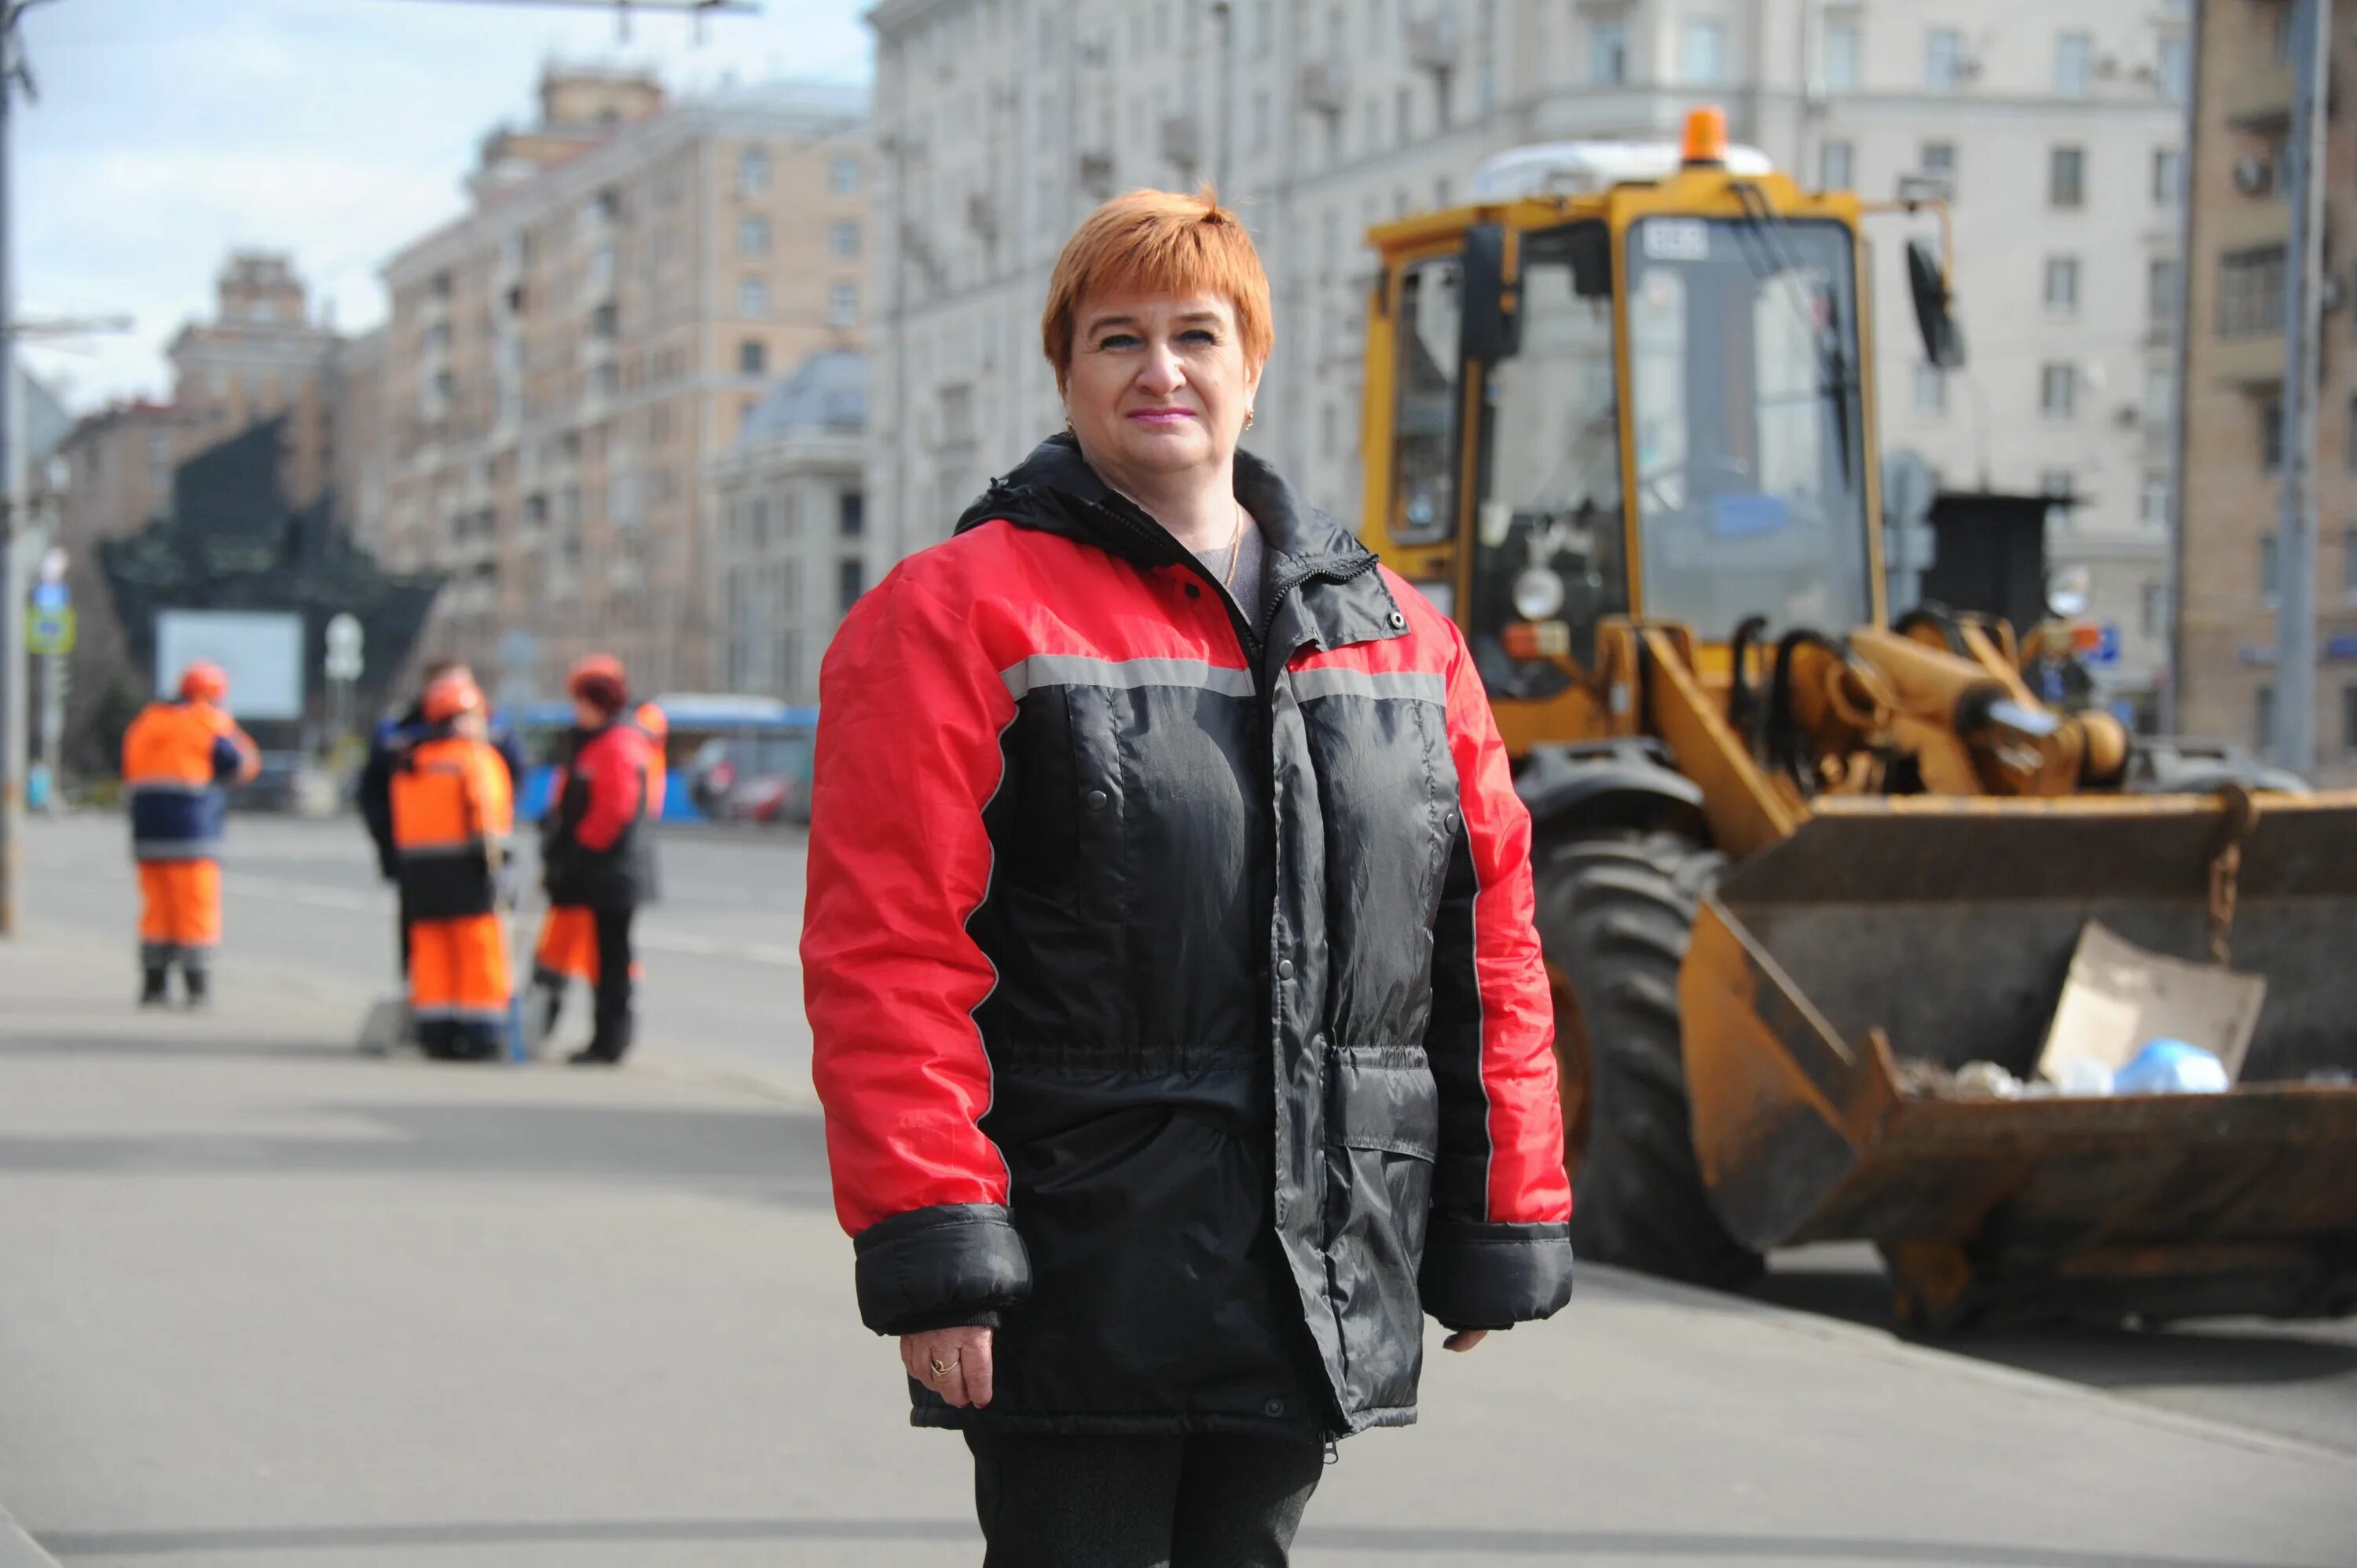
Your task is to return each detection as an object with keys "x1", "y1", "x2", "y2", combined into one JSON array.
[{"x1": 955, "y1": 432, "x2": 1376, "y2": 579}]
